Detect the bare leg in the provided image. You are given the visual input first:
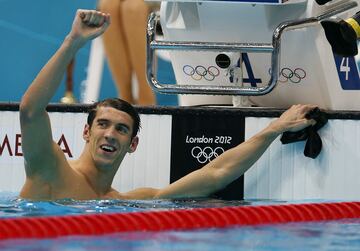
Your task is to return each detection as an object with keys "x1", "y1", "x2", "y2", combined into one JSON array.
[
  {"x1": 122, "y1": 0, "x2": 155, "y2": 105},
  {"x1": 98, "y1": 0, "x2": 134, "y2": 103}
]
